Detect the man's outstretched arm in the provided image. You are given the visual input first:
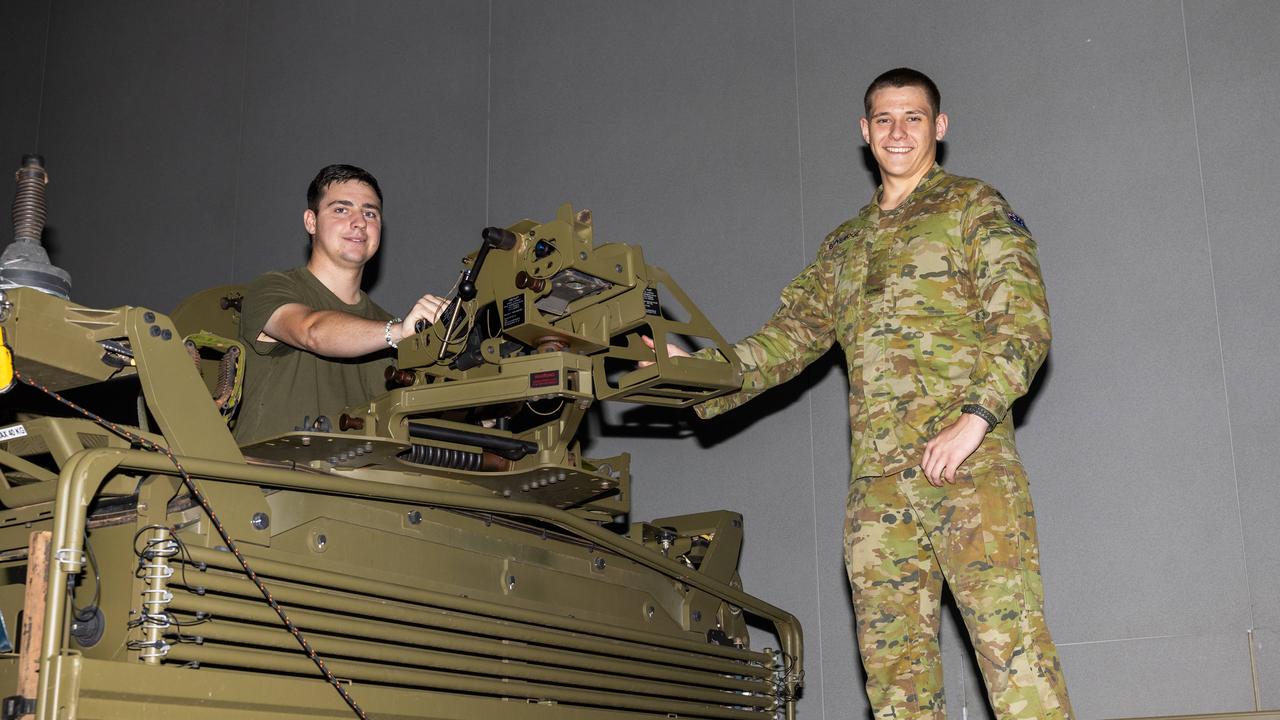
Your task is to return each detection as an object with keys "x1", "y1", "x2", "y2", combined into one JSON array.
[
  {"x1": 262, "y1": 292, "x2": 447, "y2": 357},
  {"x1": 665, "y1": 236, "x2": 846, "y2": 420}
]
